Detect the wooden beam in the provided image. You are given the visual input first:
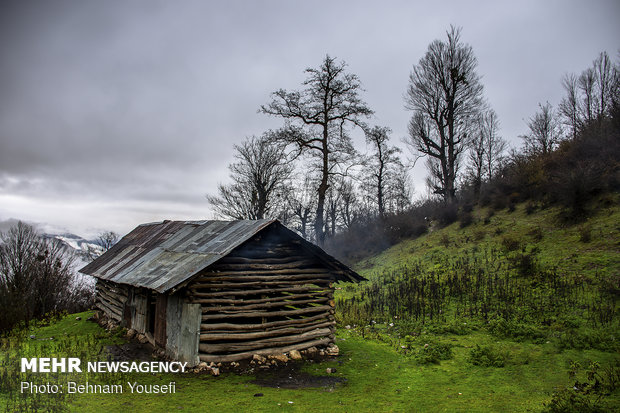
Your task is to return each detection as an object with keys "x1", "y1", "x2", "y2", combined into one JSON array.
[
  {"x1": 198, "y1": 337, "x2": 332, "y2": 363},
  {"x1": 190, "y1": 291, "x2": 327, "y2": 306},
  {"x1": 201, "y1": 297, "x2": 329, "y2": 313},
  {"x1": 191, "y1": 285, "x2": 330, "y2": 298},
  {"x1": 199, "y1": 327, "x2": 332, "y2": 353},
  {"x1": 200, "y1": 312, "x2": 331, "y2": 331},
  {"x1": 200, "y1": 320, "x2": 335, "y2": 341},
  {"x1": 200, "y1": 305, "x2": 332, "y2": 321}
]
